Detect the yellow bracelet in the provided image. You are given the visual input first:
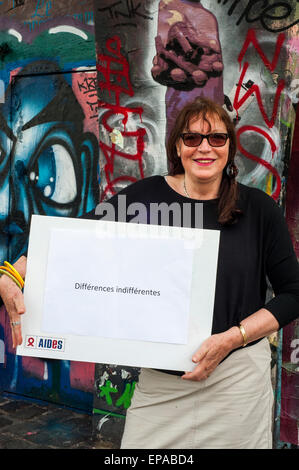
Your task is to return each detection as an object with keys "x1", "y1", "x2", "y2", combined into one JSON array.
[
  {"x1": 0, "y1": 269, "x2": 22, "y2": 290},
  {"x1": 3, "y1": 261, "x2": 24, "y2": 288},
  {"x1": 0, "y1": 266, "x2": 22, "y2": 285},
  {"x1": 239, "y1": 323, "x2": 247, "y2": 347}
]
